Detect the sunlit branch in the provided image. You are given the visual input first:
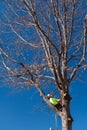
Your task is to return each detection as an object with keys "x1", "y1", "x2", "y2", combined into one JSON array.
[
  {"x1": 29, "y1": 0, "x2": 60, "y2": 55},
  {"x1": 67, "y1": 37, "x2": 84, "y2": 63},
  {"x1": 9, "y1": 24, "x2": 42, "y2": 48},
  {"x1": 51, "y1": 0, "x2": 63, "y2": 44},
  {"x1": 69, "y1": 0, "x2": 77, "y2": 45},
  {"x1": 5, "y1": 0, "x2": 19, "y2": 17},
  {"x1": 70, "y1": 15, "x2": 87, "y2": 82}
]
